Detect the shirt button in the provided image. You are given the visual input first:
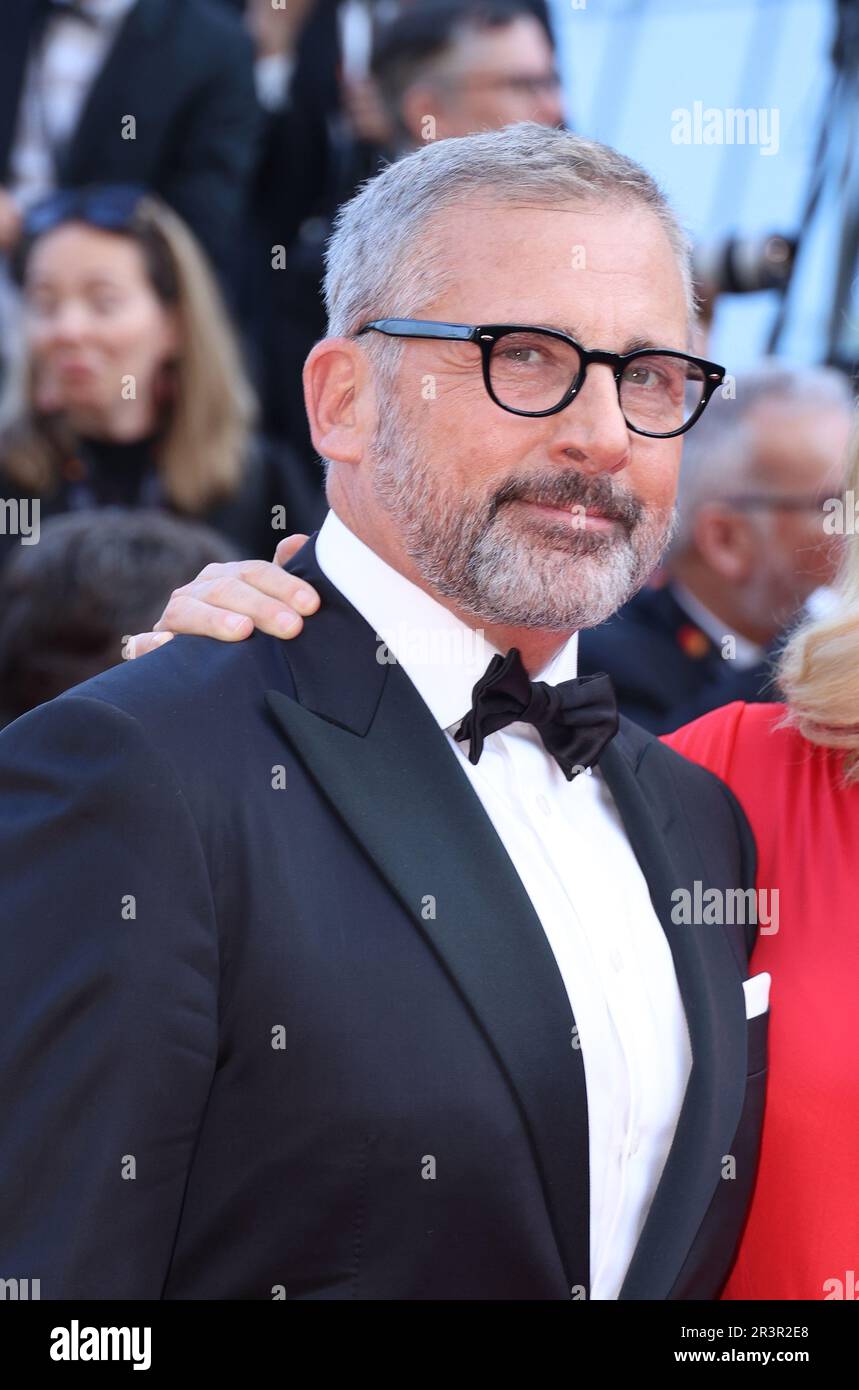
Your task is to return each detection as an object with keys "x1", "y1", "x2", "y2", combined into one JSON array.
[
  {"x1": 536, "y1": 794, "x2": 552, "y2": 817},
  {"x1": 610, "y1": 948, "x2": 624, "y2": 973}
]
